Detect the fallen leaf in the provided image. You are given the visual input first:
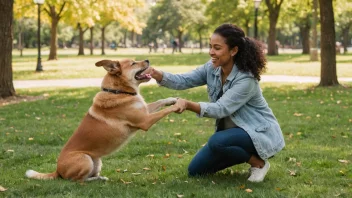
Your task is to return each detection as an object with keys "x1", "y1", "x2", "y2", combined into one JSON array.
[
  {"x1": 35, "y1": 117, "x2": 41, "y2": 120},
  {"x1": 289, "y1": 170, "x2": 296, "y2": 176},
  {"x1": 178, "y1": 155, "x2": 183, "y2": 158},
  {"x1": 339, "y1": 170, "x2": 346, "y2": 176},
  {"x1": 211, "y1": 181, "x2": 216, "y2": 184},
  {"x1": 338, "y1": 159, "x2": 349, "y2": 164},
  {"x1": 132, "y1": 173, "x2": 141, "y2": 176},
  {"x1": 146, "y1": 154, "x2": 154, "y2": 158},
  {"x1": 28, "y1": 137, "x2": 34, "y2": 141},
  {"x1": 143, "y1": 167, "x2": 151, "y2": 171},
  {"x1": 164, "y1": 153, "x2": 170, "y2": 158},
  {"x1": 176, "y1": 194, "x2": 184, "y2": 198},
  {"x1": 275, "y1": 187, "x2": 282, "y2": 191},
  {"x1": 174, "y1": 133, "x2": 181, "y2": 136},
  {"x1": 0, "y1": 185, "x2": 7, "y2": 192},
  {"x1": 239, "y1": 185, "x2": 245, "y2": 189},
  {"x1": 116, "y1": 169, "x2": 121, "y2": 172},
  {"x1": 293, "y1": 113, "x2": 303, "y2": 117},
  {"x1": 245, "y1": 189, "x2": 253, "y2": 193},
  {"x1": 169, "y1": 119, "x2": 175, "y2": 123},
  {"x1": 316, "y1": 114, "x2": 321, "y2": 118},
  {"x1": 162, "y1": 165, "x2": 166, "y2": 171},
  {"x1": 120, "y1": 179, "x2": 132, "y2": 184},
  {"x1": 6, "y1": 149, "x2": 14, "y2": 152}
]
